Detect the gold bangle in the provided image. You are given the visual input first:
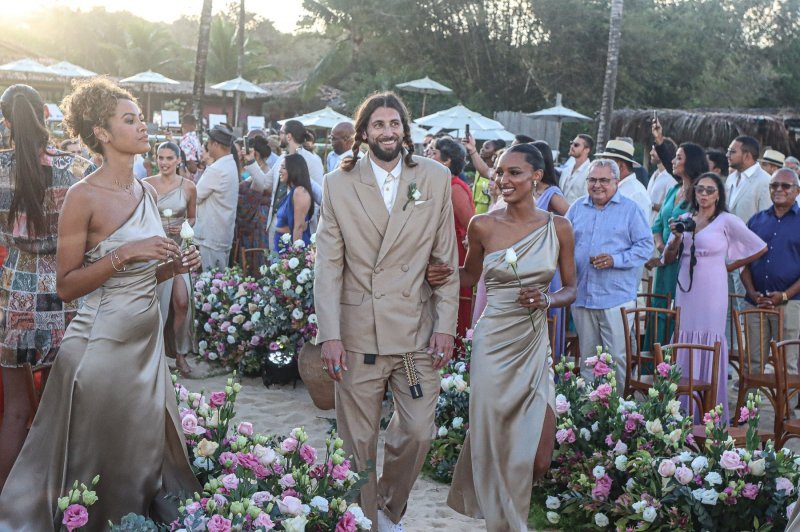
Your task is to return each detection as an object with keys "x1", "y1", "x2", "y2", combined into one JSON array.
[{"x1": 110, "y1": 249, "x2": 126, "y2": 272}]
